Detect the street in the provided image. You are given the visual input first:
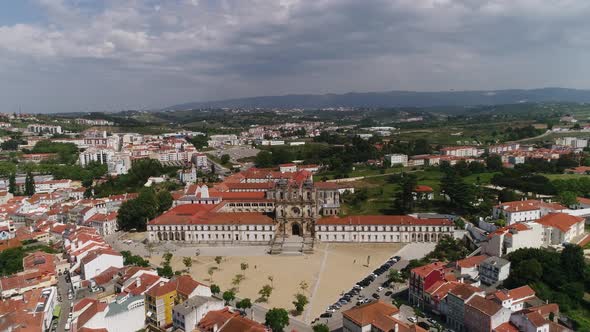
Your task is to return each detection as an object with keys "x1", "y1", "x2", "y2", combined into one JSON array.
[{"x1": 56, "y1": 273, "x2": 74, "y2": 332}]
